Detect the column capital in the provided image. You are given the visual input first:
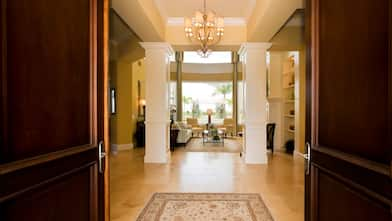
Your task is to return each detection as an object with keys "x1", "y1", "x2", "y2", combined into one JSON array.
[
  {"x1": 238, "y1": 42, "x2": 272, "y2": 56},
  {"x1": 139, "y1": 42, "x2": 174, "y2": 56}
]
